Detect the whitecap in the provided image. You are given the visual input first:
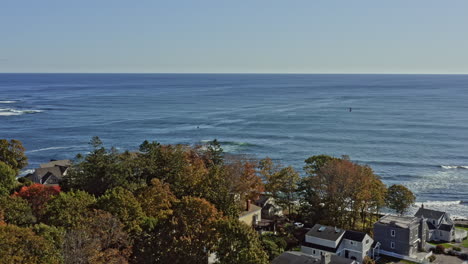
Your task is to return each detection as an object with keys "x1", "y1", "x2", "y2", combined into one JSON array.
[
  {"x1": 440, "y1": 165, "x2": 468, "y2": 169},
  {"x1": 27, "y1": 146, "x2": 74, "y2": 153},
  {"x1": 0, "y1": 108, "x2": 43, "y2": 116},
  {"x1": 18, "y1": 169, "x2": 35, "y2": 177},
  {"x1": 0, "y1": 100, "x2": 16, "y2": 103}
]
